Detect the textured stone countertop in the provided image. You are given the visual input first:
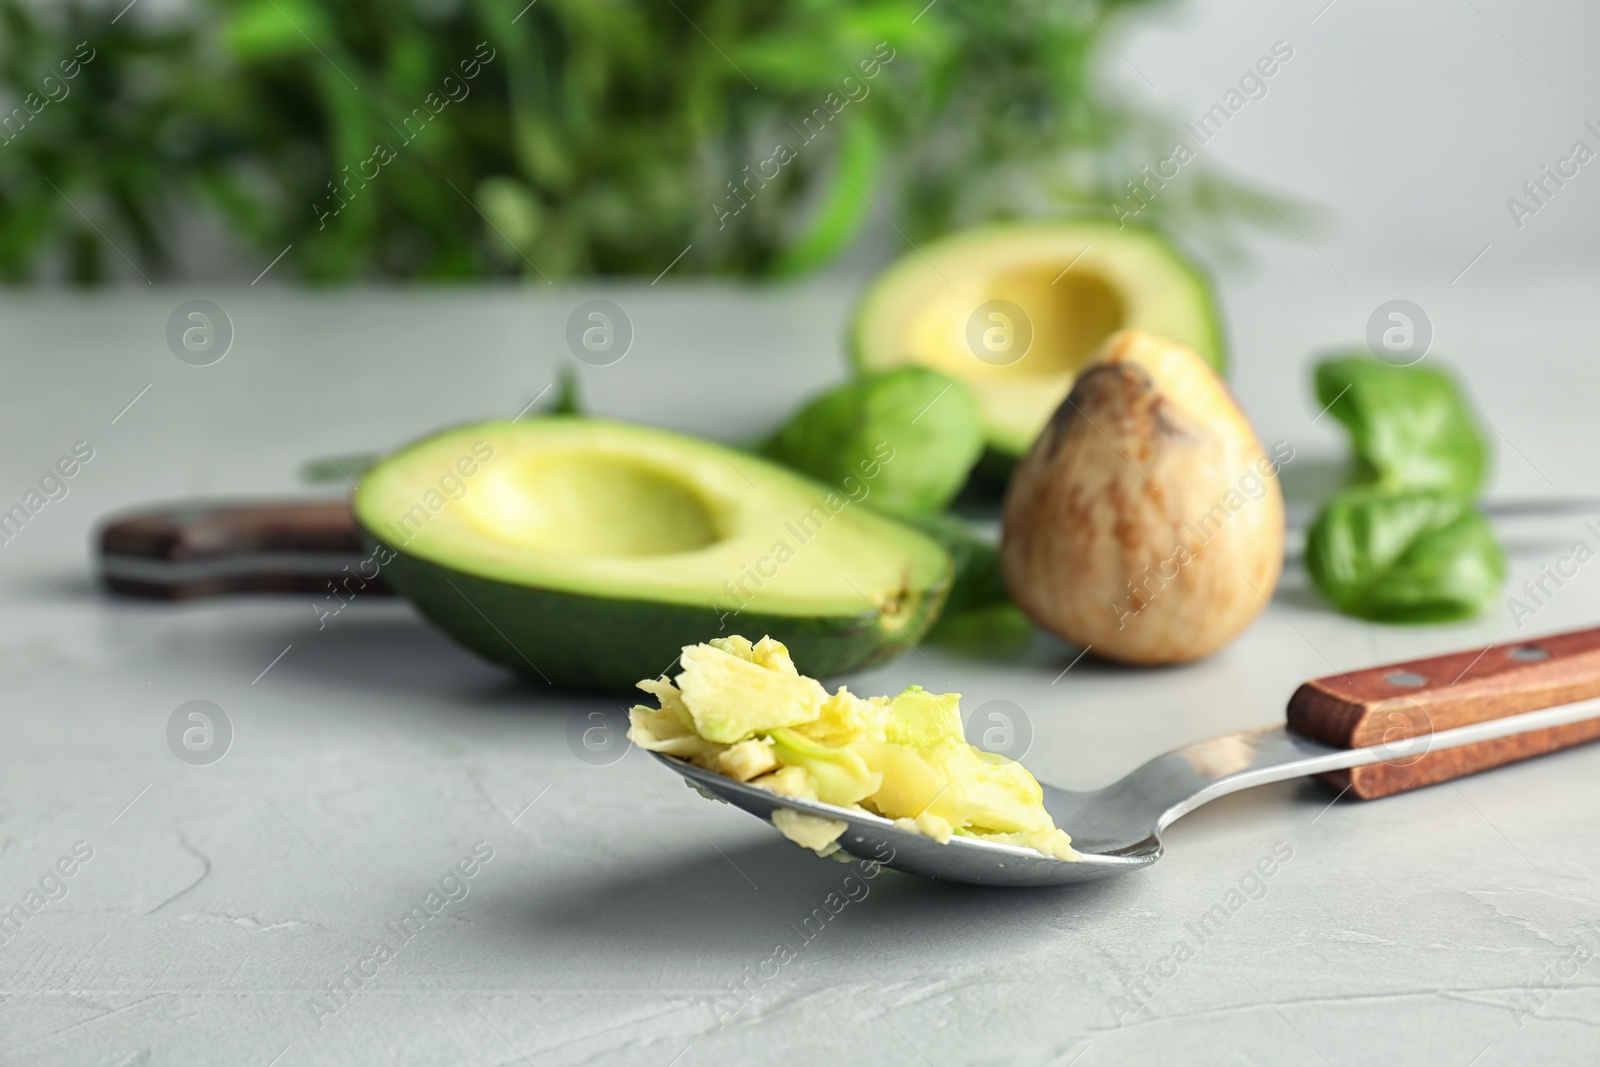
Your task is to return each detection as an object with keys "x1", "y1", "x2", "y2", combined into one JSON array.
[{"x1": 2, "y1": 265, "x2": 1599, "y2": 1066}]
